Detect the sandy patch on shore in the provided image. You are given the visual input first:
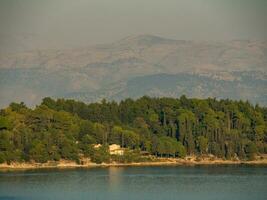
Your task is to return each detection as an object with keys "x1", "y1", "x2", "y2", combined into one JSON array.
[{"x1": 1, "y1": 156, "x2": 267, "y2": 170}]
